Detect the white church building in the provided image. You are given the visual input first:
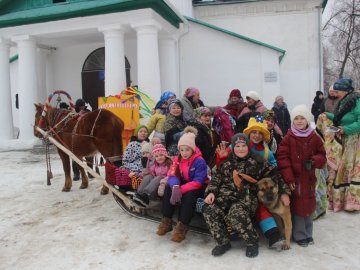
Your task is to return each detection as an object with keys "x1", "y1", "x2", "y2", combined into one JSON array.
[{"x1": 0, "y1": 0, "x2": 327, "y2": 141}]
